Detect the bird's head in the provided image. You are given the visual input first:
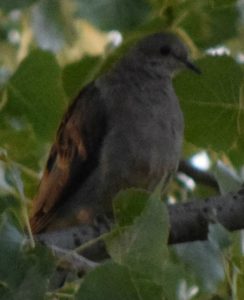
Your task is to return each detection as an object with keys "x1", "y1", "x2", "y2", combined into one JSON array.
[{"x1": 132, "y1": 32, "x2": 201, "y2": 77}]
